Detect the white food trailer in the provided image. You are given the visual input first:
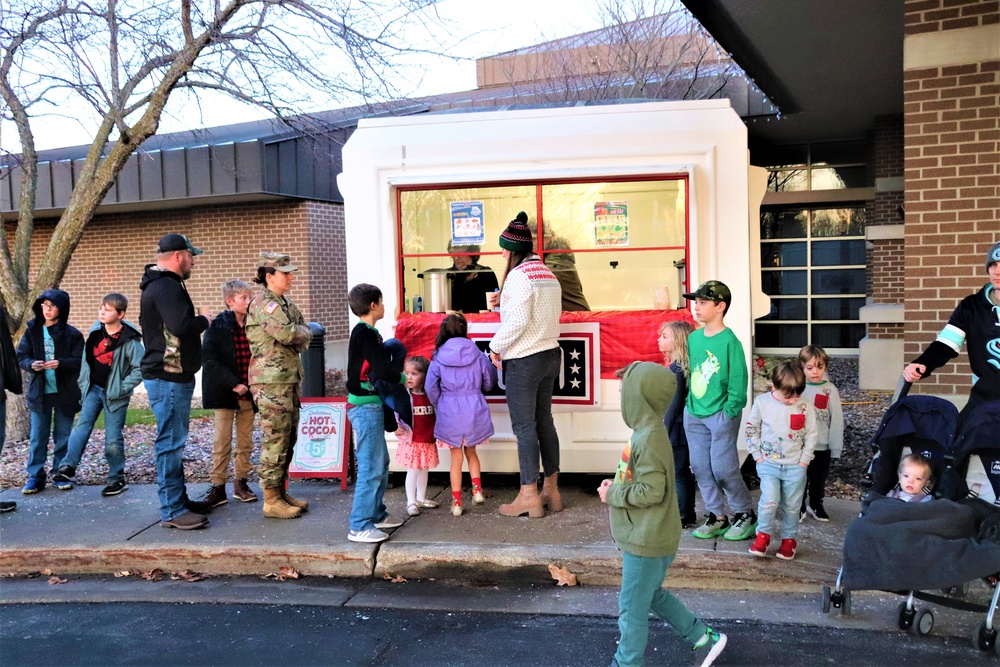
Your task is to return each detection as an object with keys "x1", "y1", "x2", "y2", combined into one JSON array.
[{"x1": 338, "y1": 99, "x2": 768, "y2": 473}]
